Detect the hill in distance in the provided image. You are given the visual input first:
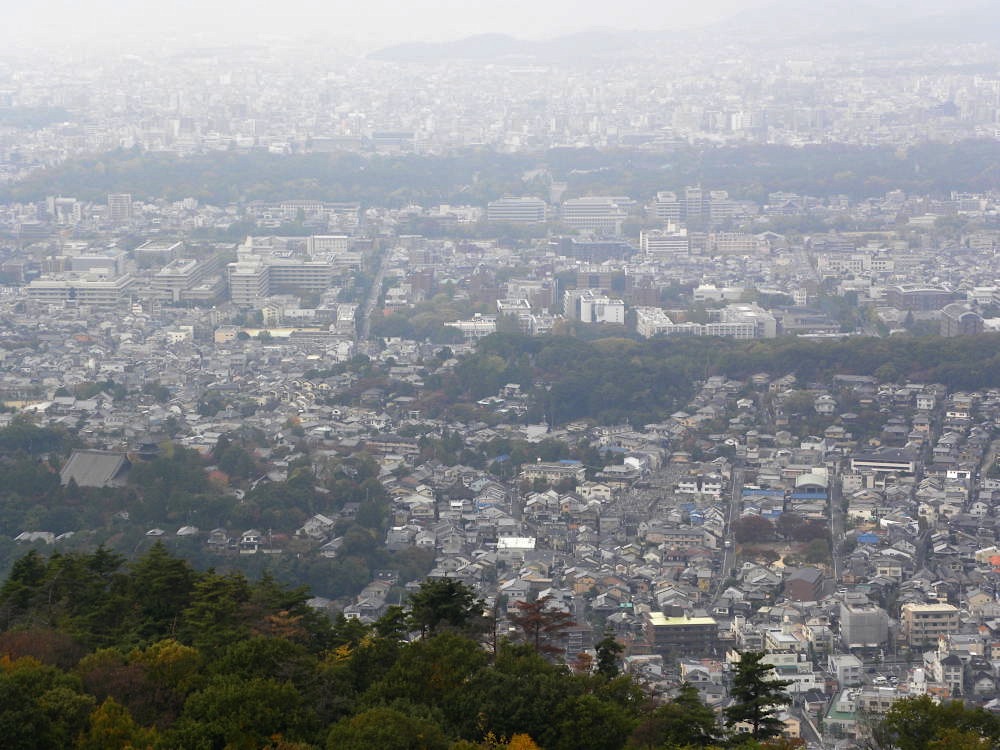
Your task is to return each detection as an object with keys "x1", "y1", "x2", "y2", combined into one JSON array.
[{"x1": 368, "y1": 0, "x2": 1000, "y2": 62}]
